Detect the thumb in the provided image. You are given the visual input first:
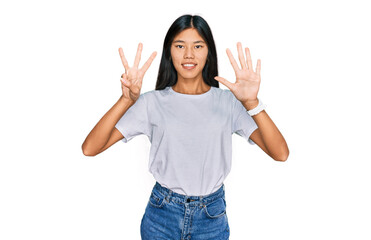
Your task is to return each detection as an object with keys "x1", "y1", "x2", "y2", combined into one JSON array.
[
  {"x1": 120, "y1": 74, "x2": 131, "y2": 88},
  {"x1": 214, "y1": 76, "x2": 233, "y2": 90}
]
